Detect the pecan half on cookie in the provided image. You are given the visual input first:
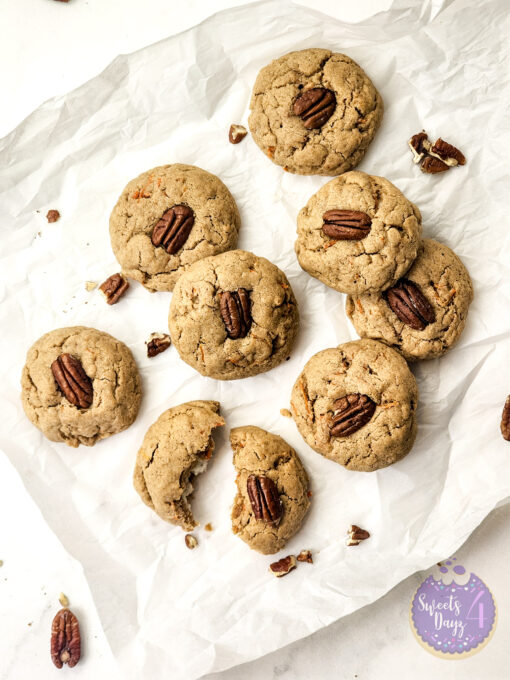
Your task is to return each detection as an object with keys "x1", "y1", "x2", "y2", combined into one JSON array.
[
  {"x1": 231, "y1": 426, "x2": 310, "y2": 554},
  {"x1": 133, "y1": 401, "x2": 225, "y2": 531}
]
